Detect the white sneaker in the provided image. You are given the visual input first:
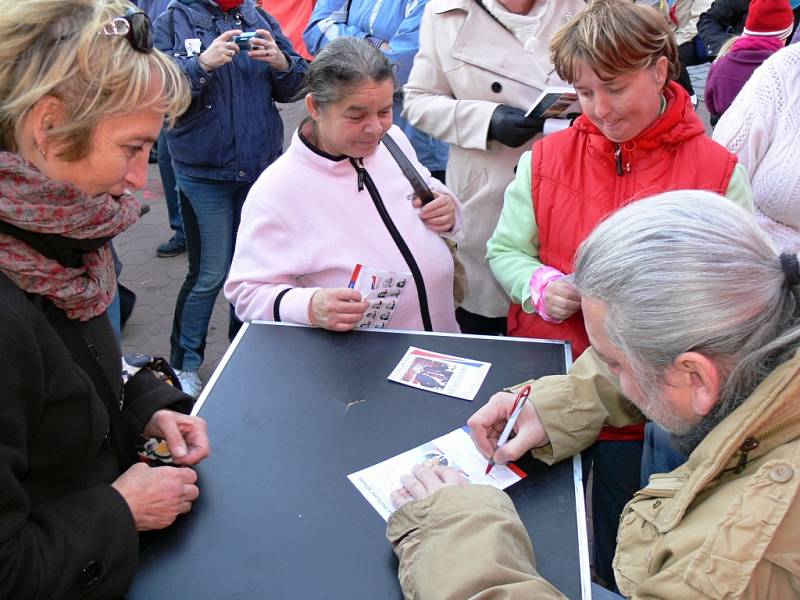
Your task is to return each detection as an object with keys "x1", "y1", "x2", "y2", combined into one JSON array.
[{"x1": 175, "y1": 369, "x2": 203, "y2": 398}]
